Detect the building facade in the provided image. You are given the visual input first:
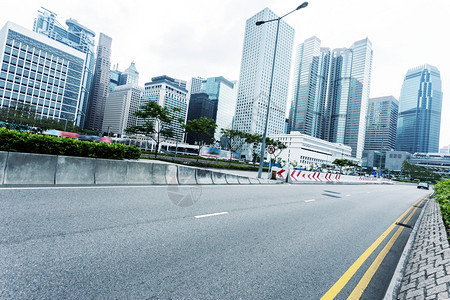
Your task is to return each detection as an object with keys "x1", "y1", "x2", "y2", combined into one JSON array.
[
  {"x1": 270, "y1": 131, "x2": 352, "y2": 170},
  {"x1": 33, "y1": 8, "x2": 95, "y2": 127},
  {"x1": 185, "y1": 93, "x2": 217, "y2": 145},
  {"x1": 102, "y1": 84, "x2": 142, "y2": 136},
  {"x1": 325, "y1": 38, "x2": 373, "y2": 159},
  {"x1": 396, "y1": 65, "x2": 443, "y2": 153},
  {"x1": 85, "y1": 33, "x2": 112, "y2": 132},
  {"x1": 289, "y1": 36, "x2": 373, "y2": 159},
  {"x1": 288, "y1": 36, "x2": 330, "y2": 138},
  {"x1": 364, "y1": 96, "x2": 398, "y2": 151},
  {"x1": 140, "y1": 75, "x2": 188, "y2": 142},
  {"x1": 233, "y1": 8, "x2": 294, "y2": 139},
  {"x1": 118, "y1": 62, "x2": 139, "y2": 86},
  {"x1": 0, "y1": 22, "x2": 85, "y2": 123}
]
